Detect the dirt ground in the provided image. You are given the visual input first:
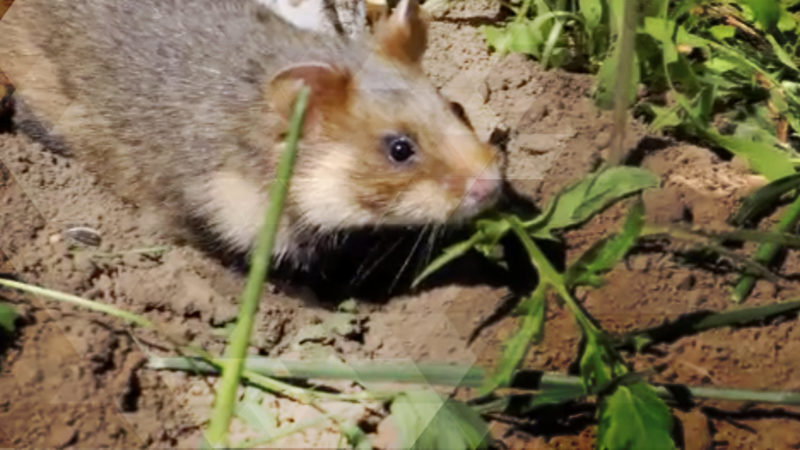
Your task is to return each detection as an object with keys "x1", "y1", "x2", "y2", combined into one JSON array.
[{"x1": 2, "y1": 0, "x2": 800, "y2": 448}]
